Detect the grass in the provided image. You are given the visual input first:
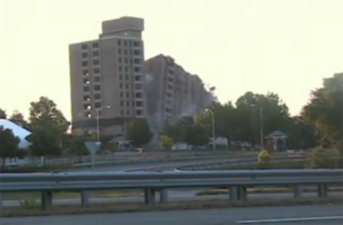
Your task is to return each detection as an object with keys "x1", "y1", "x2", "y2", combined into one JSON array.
[
  {"x1": 217, "y1": 160, "x2": 308, "y2": 170},
  {"x1": 196, "y1": 186, "x2": 343, "y2": 196},
  {"x1": 2, "y1": 190, "x2": 141, "y2": 201},
  {"x1": 1, "y1": 197, "x2": 341, "y2": 218}
]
